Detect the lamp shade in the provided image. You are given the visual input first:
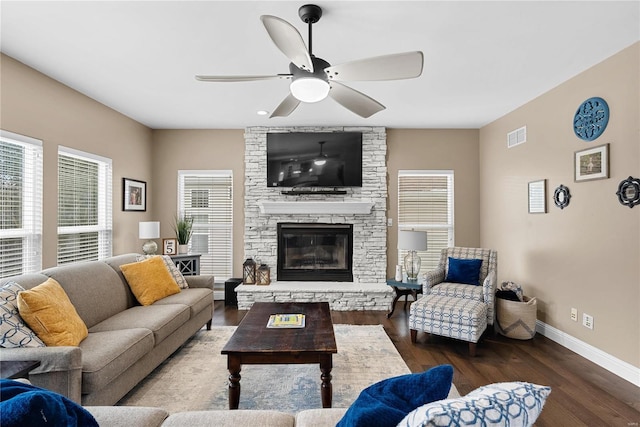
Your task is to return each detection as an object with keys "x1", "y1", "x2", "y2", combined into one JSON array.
[
  {"x1": 139, "y1": 221, "x2": 160, "y2": 239},
  {"x1": 398, "y1": 230, "x2": 427, "y2": 251}
]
